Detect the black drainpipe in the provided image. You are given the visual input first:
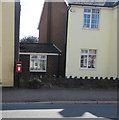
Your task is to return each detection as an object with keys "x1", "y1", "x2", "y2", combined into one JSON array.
[
  {"x1": 14, "y1": 1, "x2": 21, "y2": 87},
  {"x1": 64, "y1": 6, "x2": 70, "y2": 77}
]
